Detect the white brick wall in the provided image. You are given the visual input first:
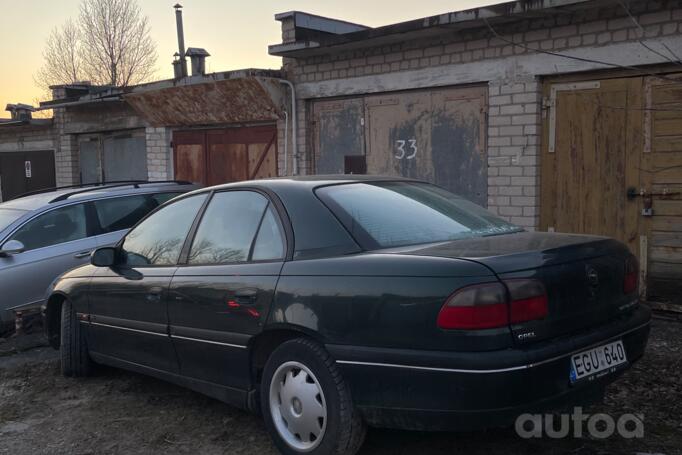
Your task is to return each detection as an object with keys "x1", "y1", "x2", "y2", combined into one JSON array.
[
  {"x1": 145, "y1": 127, "x2": 172, "y2": 181},
  {"x1": 280, "y1": 0, "x2": 682, "y2": 230}
]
